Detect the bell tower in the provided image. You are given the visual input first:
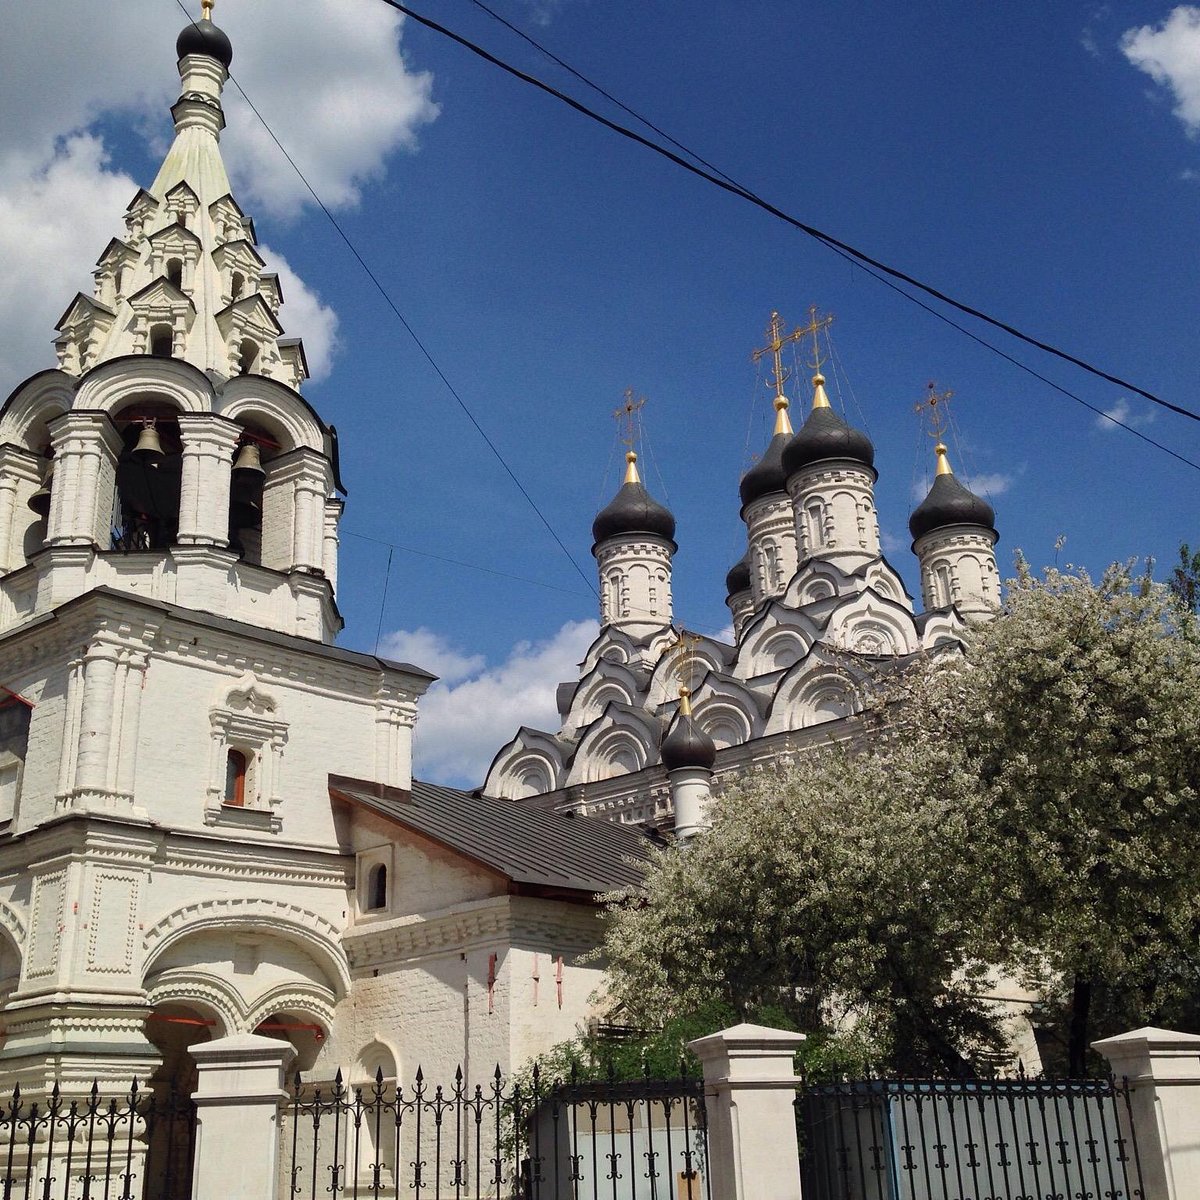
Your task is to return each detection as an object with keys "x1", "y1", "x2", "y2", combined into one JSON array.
[
  {"x1": 0, "y1": 7, "x2": 433, "y2": 1090},
  {"x1": 0, "y1": 2, "x2": 343, "y2": 644}
]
